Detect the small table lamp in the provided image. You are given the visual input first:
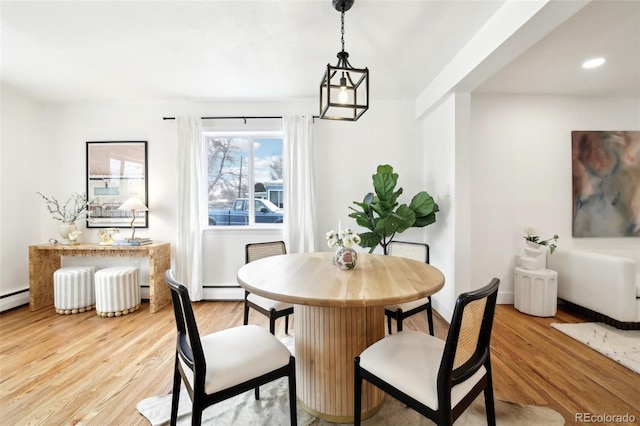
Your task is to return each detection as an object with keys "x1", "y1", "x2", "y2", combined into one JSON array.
[{"x1": 117, "y1": 197, "x2": 148, "y2": 240}]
